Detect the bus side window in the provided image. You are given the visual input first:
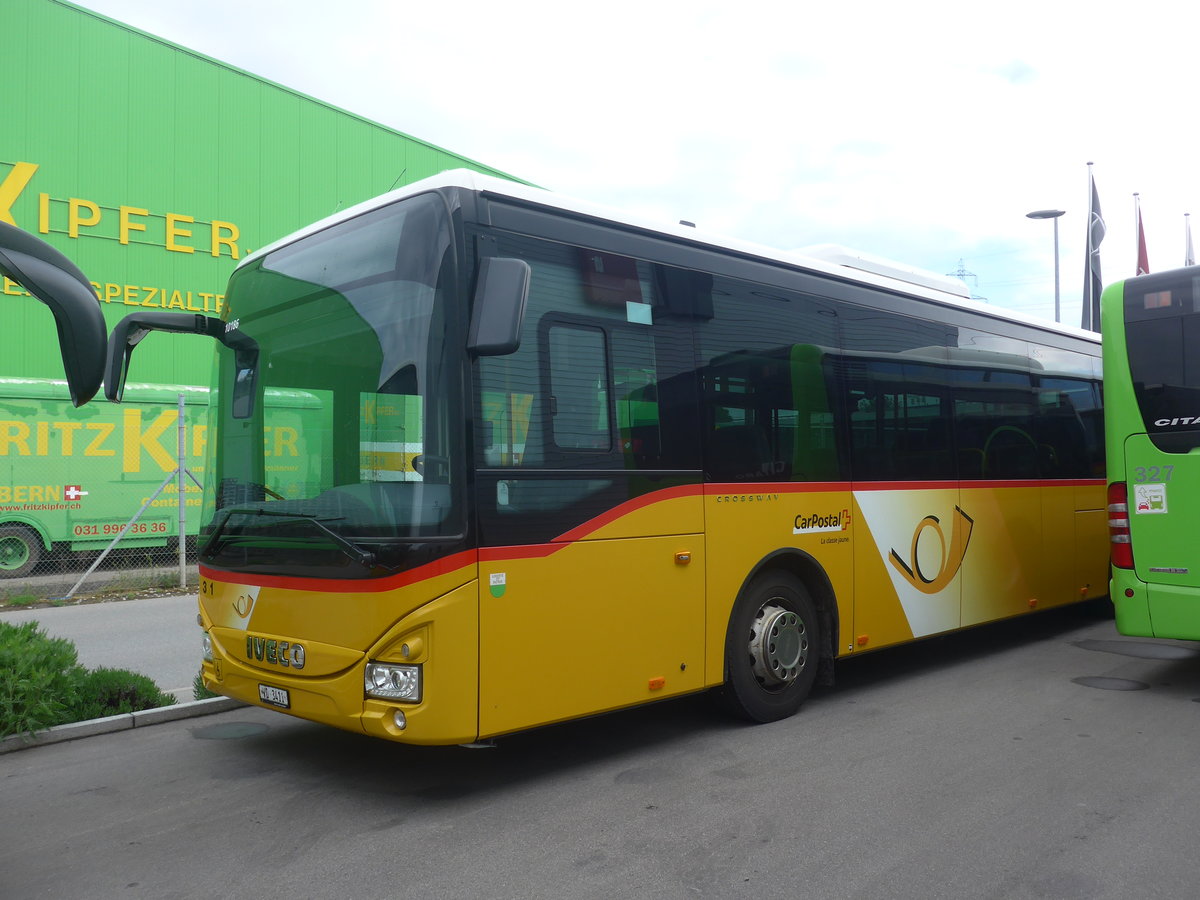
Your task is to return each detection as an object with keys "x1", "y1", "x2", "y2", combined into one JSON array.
[
  {"x1": 548, "y1": 325, "x2": 610, "y2": 451},
  {"x1": 613, "y1": 333, "x2": 662, "y2": 469},
  {"x1": 695, "y1": 276, "x2": 840, "y2": 483},
  {"x1": 1036, "y1": 375, "x2": 1097, "y2": 478}
]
